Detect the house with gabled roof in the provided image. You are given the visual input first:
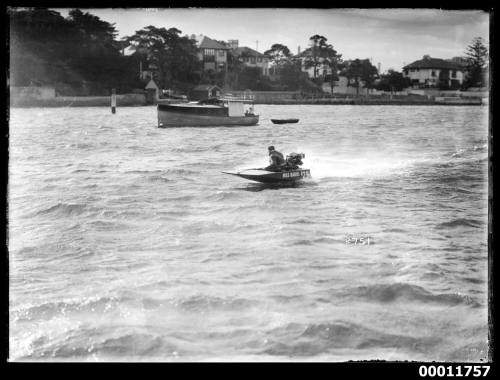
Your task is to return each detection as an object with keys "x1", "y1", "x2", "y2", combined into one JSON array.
[
  {"x1": 230, "y1": 42, "x2": 270, "y2": 76},
  {"x1": 192, "y1": 34, "x2": 231, "y2": 72},
  {"x1": 403, "y1": 55, "x2": 465, "y2": 88}
]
